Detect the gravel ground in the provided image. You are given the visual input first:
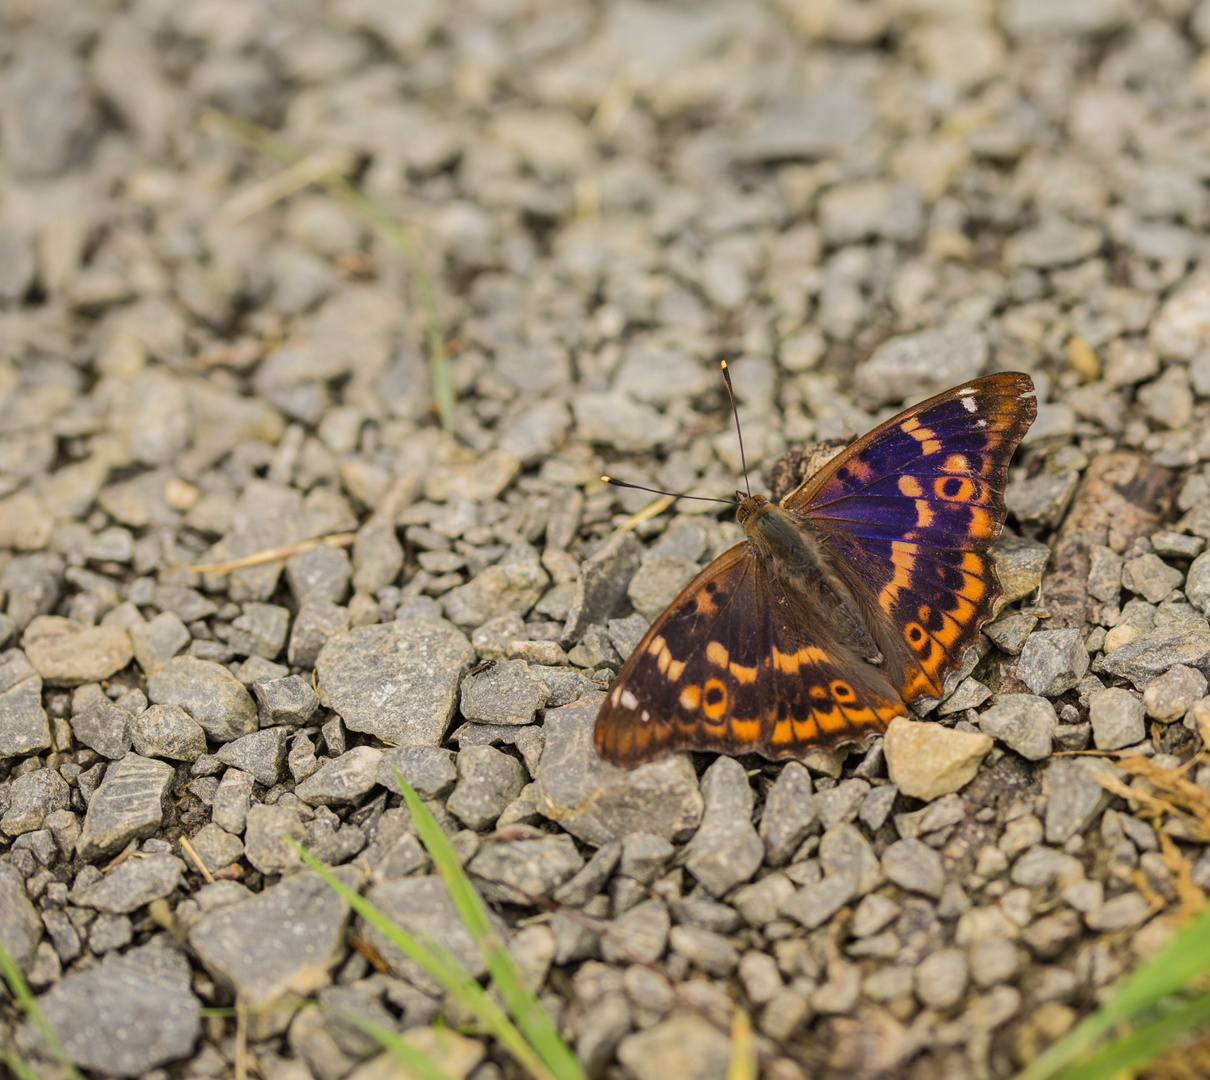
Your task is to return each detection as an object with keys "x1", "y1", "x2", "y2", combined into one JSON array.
[{"x1": 4, "y1": 1, "x2": 1210, "y2": 1078}]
